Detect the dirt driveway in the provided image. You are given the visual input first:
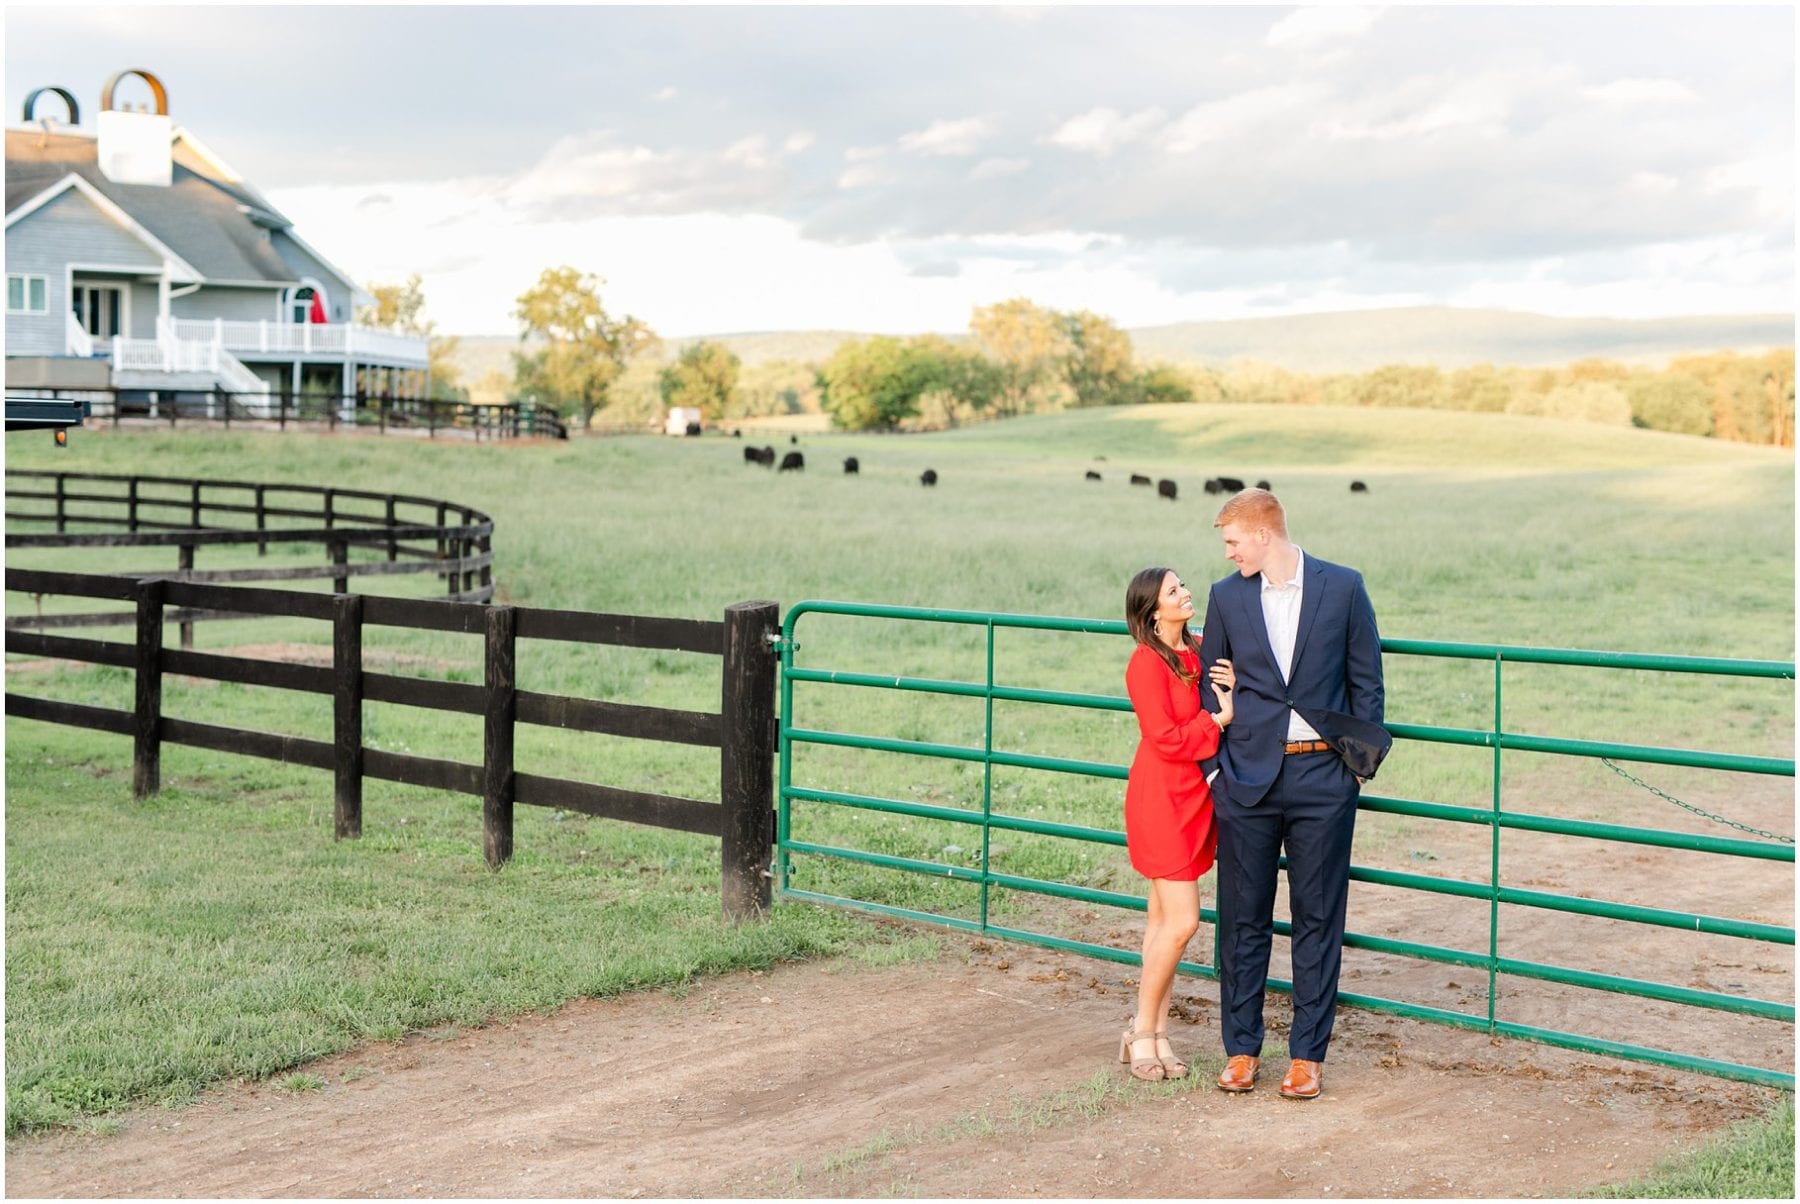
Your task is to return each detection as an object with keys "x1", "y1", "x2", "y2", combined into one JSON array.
[{"x1": 5, "y1": 931, "x2": 1782, "y2": 1200}]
